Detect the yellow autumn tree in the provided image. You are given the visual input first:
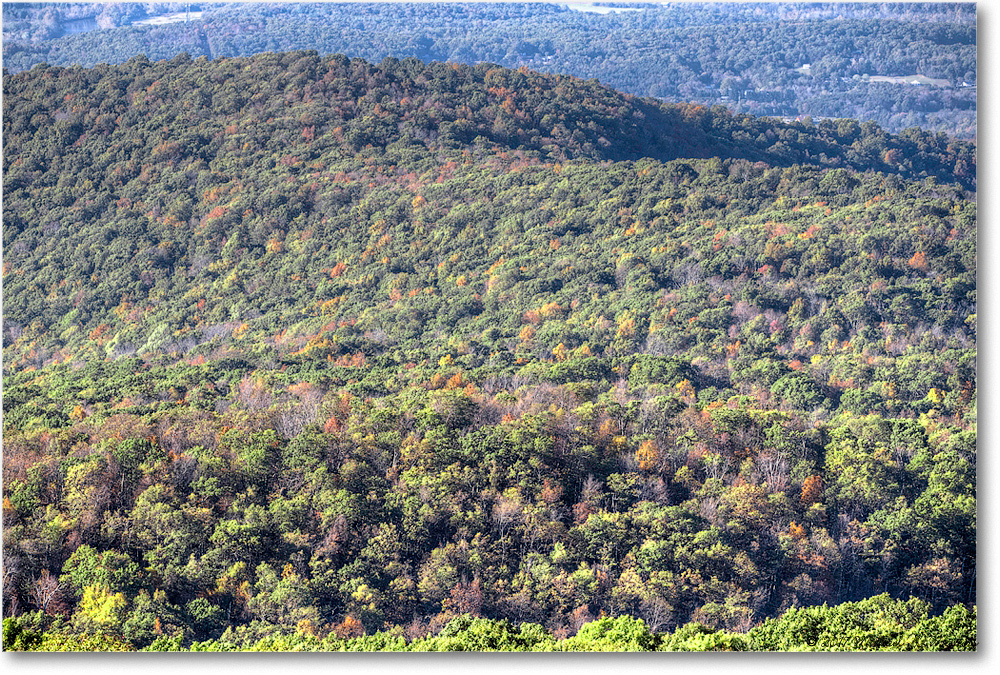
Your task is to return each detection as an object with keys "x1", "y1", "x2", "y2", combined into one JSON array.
[
  {"x1": 76, "y1": 584, "x2": 128, "y2": 633},
  {"x1": 635, "y1": 439, "x2": 661, "y2": 471}
]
